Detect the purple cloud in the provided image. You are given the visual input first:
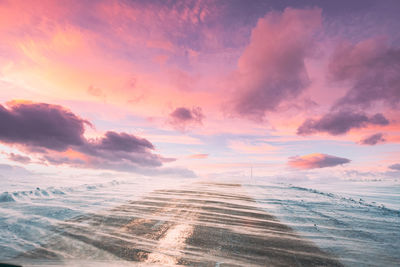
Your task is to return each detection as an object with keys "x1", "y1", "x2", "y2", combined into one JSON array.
[
  {"x1": 359, "y1": 133, "x2": 386, "y2": 145},
  {"x1": 81, "y1": 133, "x2": 166, "y2": 168},
  {"x1": 289, "y1": 153, "x2": 351, "y2": 169},
  {"x1": 0, "y1": 101, "x2": 195, "y2": 176},
  {"x1": 298, "y1": 39, "x2": 398, "y2": 140},
  {"x1": 0, "y1": 102, "x2": 88, "y2": 151},
  {"x1": 297, "y1": 111, "x2": 389, "y2": 135},
  {"x1": 92, "y1": 131, "x2": 154, "y2": 153},
  {"x1": 329, "y1": 39, "x2": 400, "y2": 109},
  {"x1": 232, "y1": 8, "x2": 321, "y2": 120},
  {"x1": 388, "y1": 164, "x2": 400, "y2": 171},
  {"x1": 169, "y1": 106, "x2": 204, "y2": 131},
  {"x1": 36, "y1": 130, "x2": 166, "y2": 169}
]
